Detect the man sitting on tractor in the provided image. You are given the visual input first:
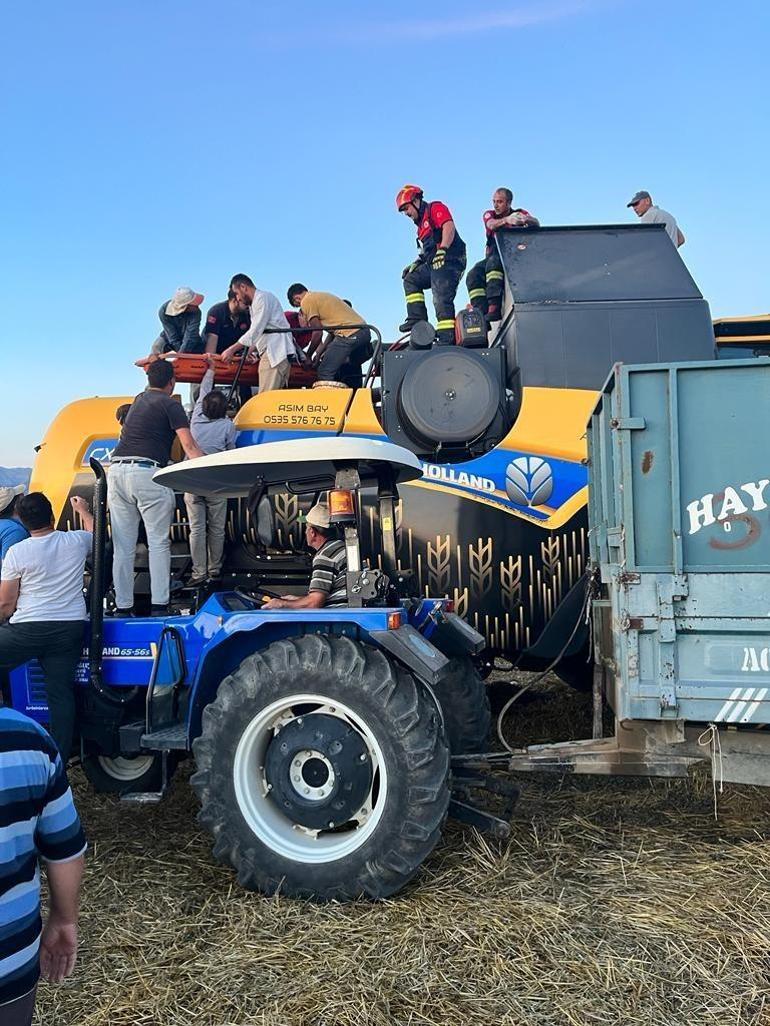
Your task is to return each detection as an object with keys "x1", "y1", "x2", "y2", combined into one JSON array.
[
  {"x1": 396, "y1": 184, "x2": 467, "y2": 347},
  {"x1": 466, "y1": 187, "x2": 539, "y2": 325},
  {"x1": 263, "y1": 503, "x2": 347, "y2": 609}
]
